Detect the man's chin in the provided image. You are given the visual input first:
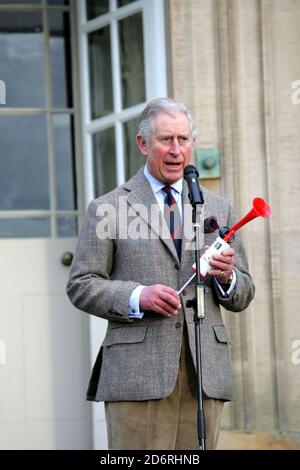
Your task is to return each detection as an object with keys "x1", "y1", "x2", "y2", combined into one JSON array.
[{"x1": 162, "y1": 167, "x2": 184, "y2": 183}]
